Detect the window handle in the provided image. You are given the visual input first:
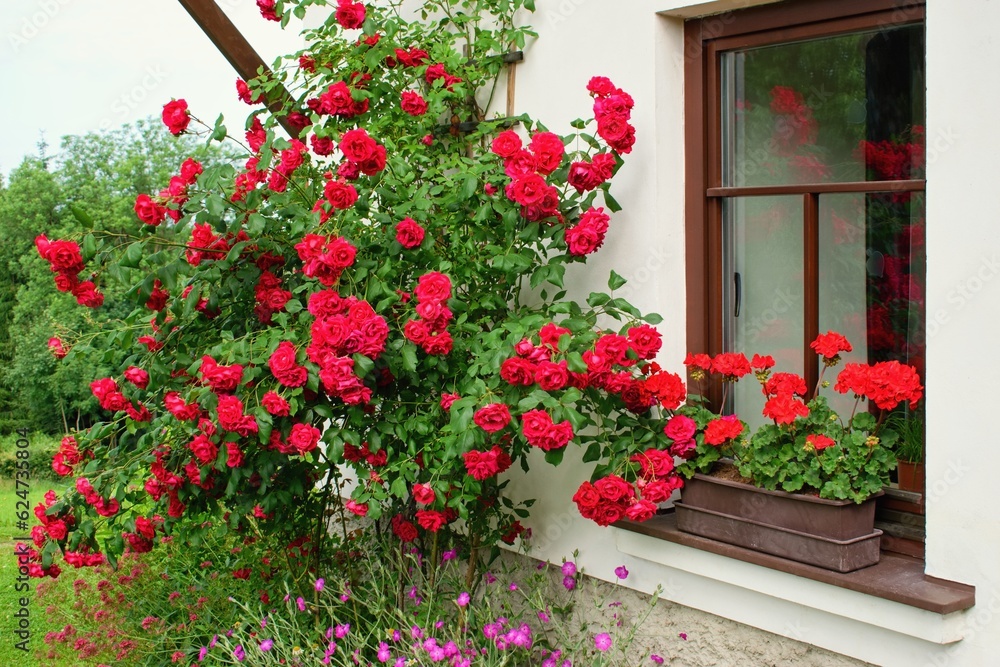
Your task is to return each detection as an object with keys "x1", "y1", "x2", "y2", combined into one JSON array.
[{"x1": 734, "y1": 272, "x2": 742, "y2": 318}]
